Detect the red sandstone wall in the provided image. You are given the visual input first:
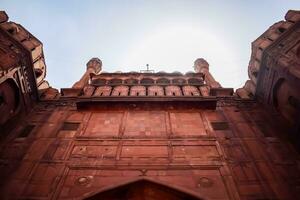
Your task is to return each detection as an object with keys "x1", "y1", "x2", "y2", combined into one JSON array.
[{"x1": 0, "y1": 102, "x2": 299, "y2": 199}]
